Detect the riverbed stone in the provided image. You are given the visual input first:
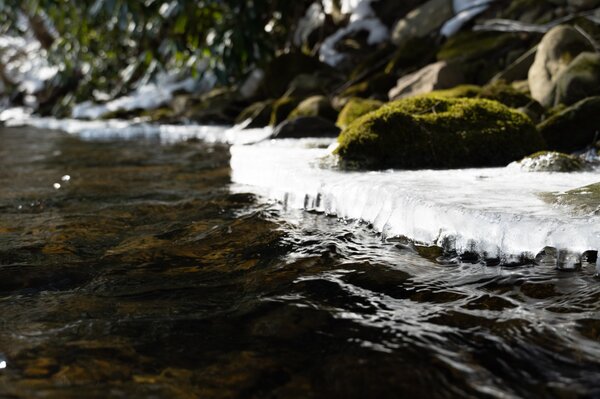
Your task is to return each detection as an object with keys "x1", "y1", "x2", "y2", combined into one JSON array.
[
  {"x1": 336, "y1": 98, "x2": 383, "y2": 128},
  {"x1": 335, "y1": 96, "x2": 544, "y2": 169},
  {"x1": 511, "y1": 151, "x2": 587, "y2": 172},
  {"x1": 235, "y1": 100, "x2": 274, "y2": 127},
  {"x1": 272, "y1": 116, "x2": 340, "y2": 138},
  {"x1": 537, "y1": 96, "x2": 600, "y2": 152},
  {"x1": 528, "y1": 25, "x2": 595, "y2": 107}
]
